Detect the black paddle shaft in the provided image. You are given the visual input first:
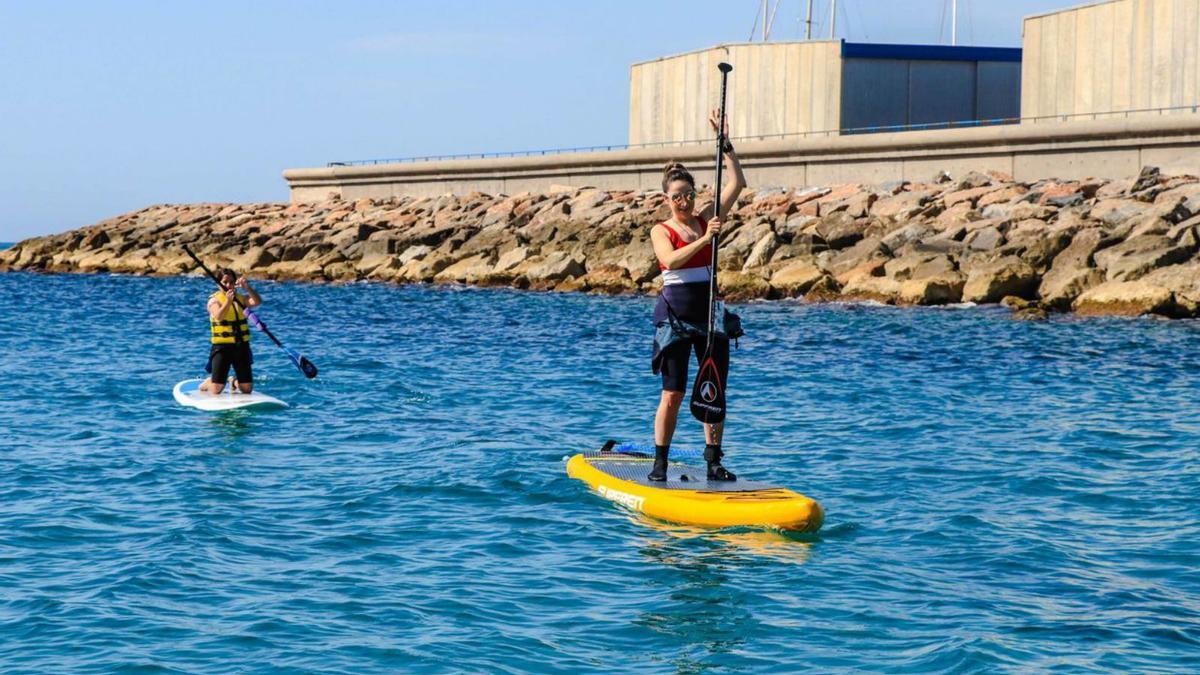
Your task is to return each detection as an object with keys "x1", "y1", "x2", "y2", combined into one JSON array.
[
  {"x1": 182, "y1": 244, "x2": 284, "y2": 349},
  {"x1": 706, "y1": 62, "x2": 733, "y2": 343},
  {"x1": 689, "y1": 62, "x2": 733, "y2": 426}
]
